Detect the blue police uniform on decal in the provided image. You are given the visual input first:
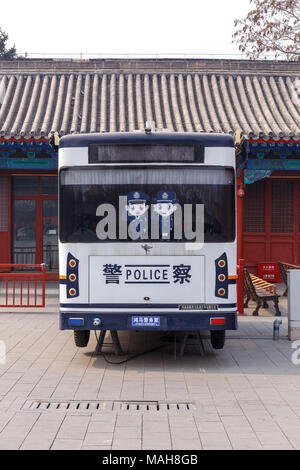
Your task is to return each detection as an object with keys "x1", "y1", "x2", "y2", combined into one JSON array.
[
  {"x1": 126, "y1": 191, "x2": 150, "y2": 240},
  {"x1": 153, "y1": 191, "x2": 178, "y2": 239}
]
